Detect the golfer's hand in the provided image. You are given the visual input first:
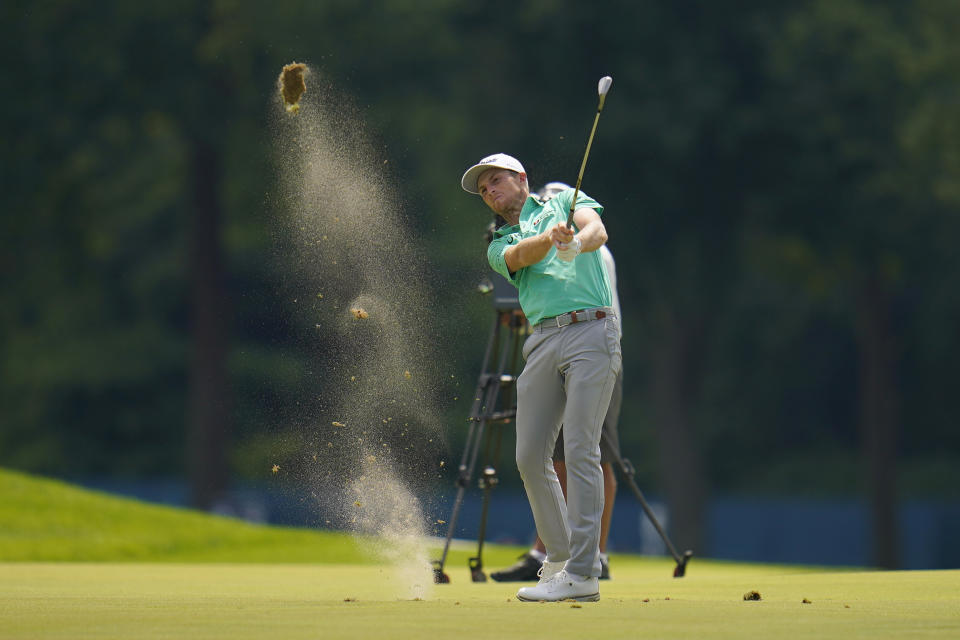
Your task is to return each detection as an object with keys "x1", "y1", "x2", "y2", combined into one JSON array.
[
  {"x1": 555, "y1": 236, "x2": 581, "y2": 262},
  {"x1": 549, "y1": 223, "x2": 578, "y2": 262},
  {"x1": 549, "y1": 223, "x2": 574, "y2": 245}
]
